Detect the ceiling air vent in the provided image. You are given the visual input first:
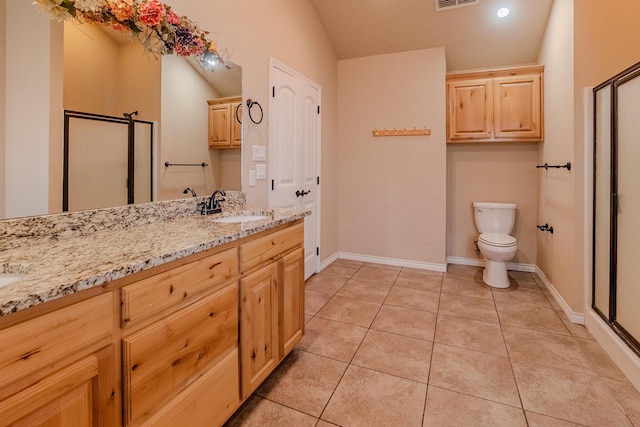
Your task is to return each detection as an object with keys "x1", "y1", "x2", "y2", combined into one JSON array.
[{"x1": 436, "y1": 0, "x2": 479, "y2": 11}]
